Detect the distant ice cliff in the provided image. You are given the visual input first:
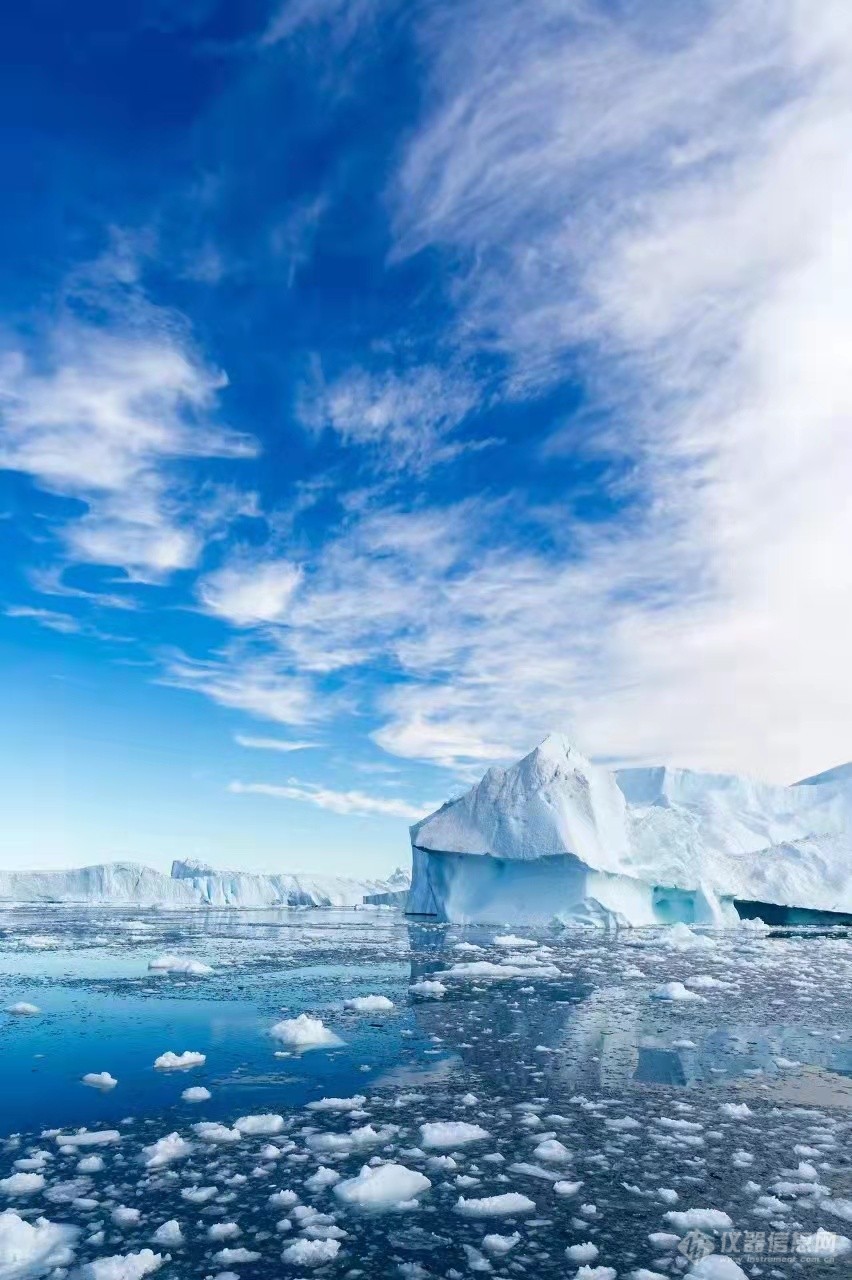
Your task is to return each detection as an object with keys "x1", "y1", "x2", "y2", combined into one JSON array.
[{"x1": 0, "y1": 859, "x2": 409, "y2": 908}]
